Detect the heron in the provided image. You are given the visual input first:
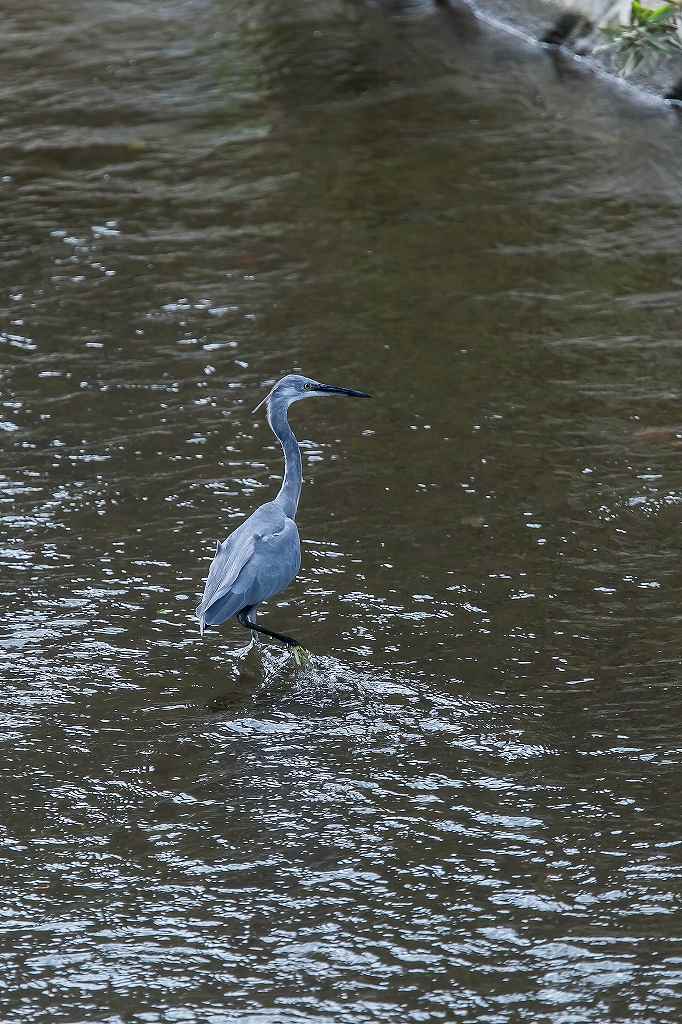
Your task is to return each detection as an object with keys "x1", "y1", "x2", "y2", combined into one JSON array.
[{"x1": 195, "y1": 373, "x2": 371, "y2": 663}]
